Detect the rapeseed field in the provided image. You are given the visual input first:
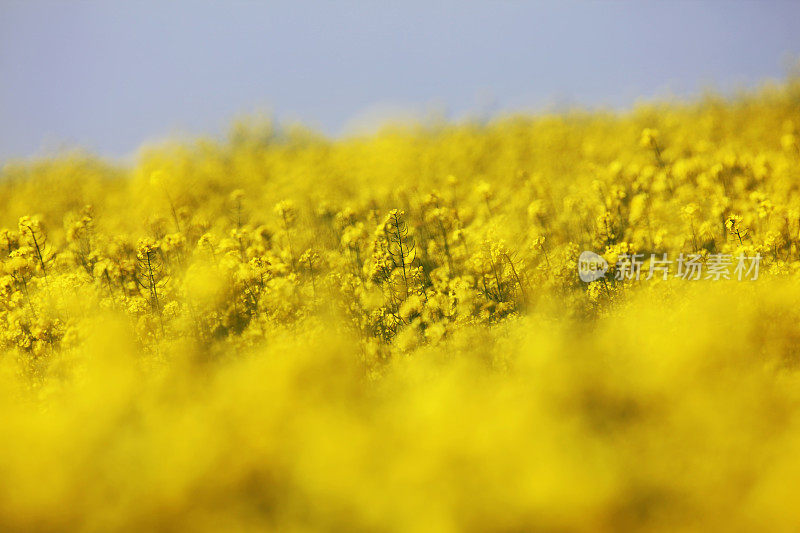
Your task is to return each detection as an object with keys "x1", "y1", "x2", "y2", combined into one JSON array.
[{"x1": 1, "y1": 78, "x2": 800, "y2": 531}]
